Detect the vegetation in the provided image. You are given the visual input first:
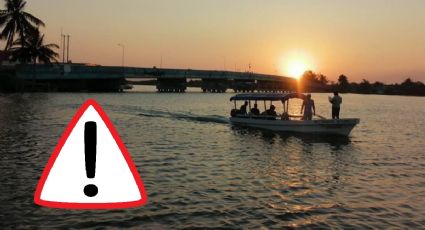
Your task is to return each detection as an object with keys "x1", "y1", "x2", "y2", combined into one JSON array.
[
  {"x1": 0, "y1": 0, "x2": 57, "y2": 63},
  {"x1": 9, "y1": 28, "x2": 58, "y2": 63},
  {"x1": 300, "y1": 71, "x2": 425, "y2": 96},
  {"x1": 299, "y1": 70, "x2": 330, "y2": 92}
]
